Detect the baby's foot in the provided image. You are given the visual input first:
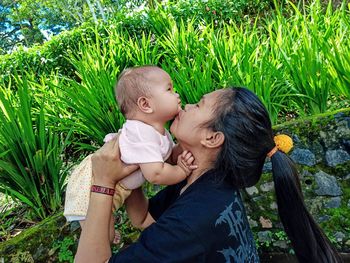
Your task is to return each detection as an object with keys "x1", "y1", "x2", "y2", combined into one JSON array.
[{"x1": 113, "y1": 230, "x2": 121, "y2": 245}]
